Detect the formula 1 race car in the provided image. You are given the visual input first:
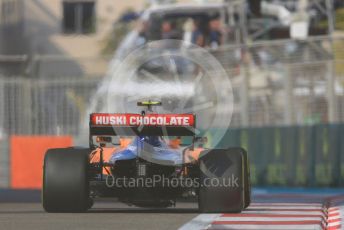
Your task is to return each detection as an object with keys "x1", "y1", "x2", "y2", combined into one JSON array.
[{"x1": 42, "y1": 101, "x2": 250, "y2": 213}]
